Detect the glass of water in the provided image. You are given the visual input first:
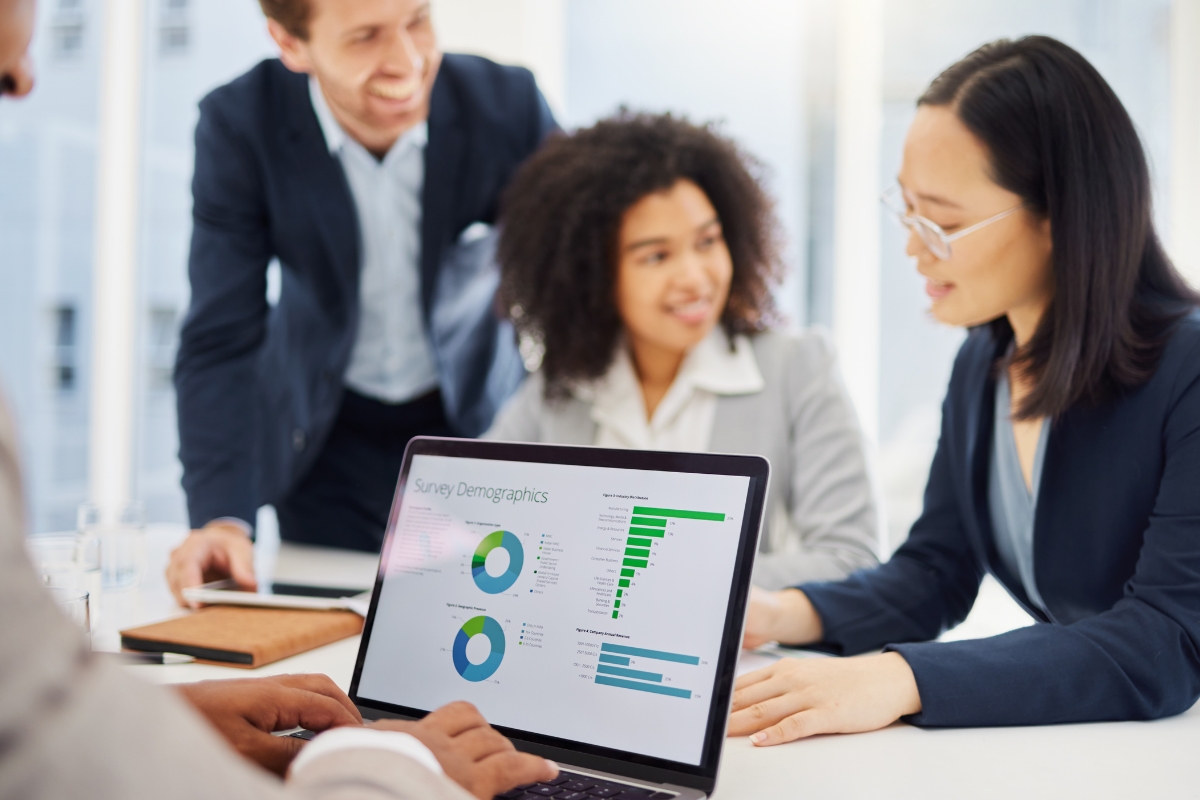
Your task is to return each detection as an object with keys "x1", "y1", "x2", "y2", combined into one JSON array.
[
  {"x1": 49, "y1": 587, "x2": 91, "y2": 632},
  {"x1": 79, "y1": 501, "x2": 147, "y2": 591},
  {"x1": 27, "y1": 533, "x2": 102, "y2": 603}
]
